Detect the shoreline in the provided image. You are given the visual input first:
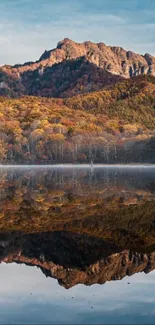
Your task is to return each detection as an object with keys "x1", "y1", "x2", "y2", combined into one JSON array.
[{"x1": 0, "y1": 164, "x2": 155, "y2": 168}]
